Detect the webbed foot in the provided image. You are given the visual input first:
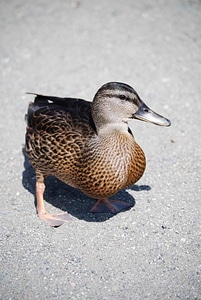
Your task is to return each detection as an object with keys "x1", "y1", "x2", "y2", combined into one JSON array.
[
  {"x1": 90, "y1": 198, "x2": 133, "y2": 214},
  {"x1": 36, "y1": 181, "x2": 70, "y2": 227},
  {"x1": 38, "y1": 211, "x2": 71, "y2": 227}
]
